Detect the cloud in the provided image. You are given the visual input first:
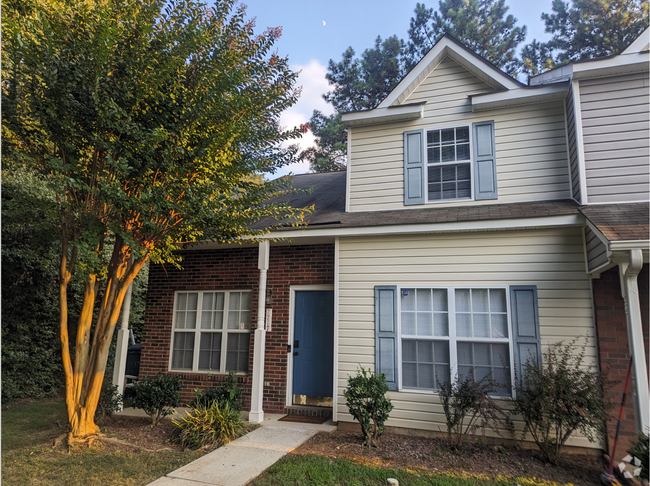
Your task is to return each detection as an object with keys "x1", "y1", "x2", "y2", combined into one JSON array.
[{"x1": 274, "y1": 60, "x2": 334, "y2": 178}]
